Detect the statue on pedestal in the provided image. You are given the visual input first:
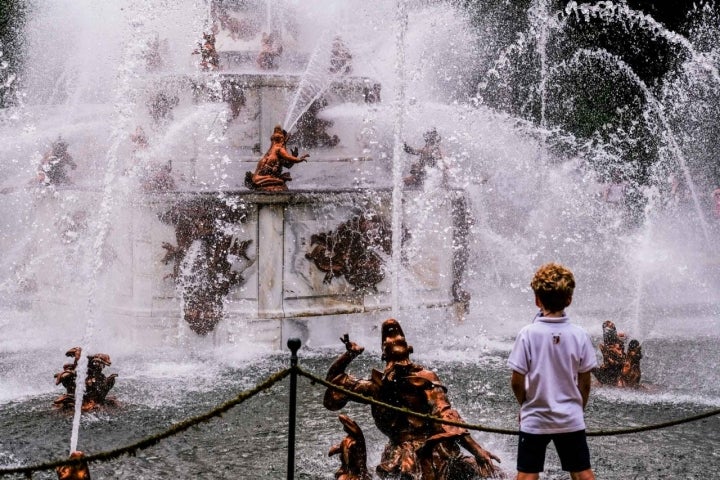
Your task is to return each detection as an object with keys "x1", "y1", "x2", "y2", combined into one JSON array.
[
  {"x1": 245, "y1": 125, "x2": 309, "y2": 192},
  {"x1": 324, "y1": 319, "x2": 504, "y2": 479},
  {"x1": 290, "y1": 98, "x2": 340, "y2": 149},
  {"x1": 159, "y1": 197, "x2": 253, "y2": 334}
]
